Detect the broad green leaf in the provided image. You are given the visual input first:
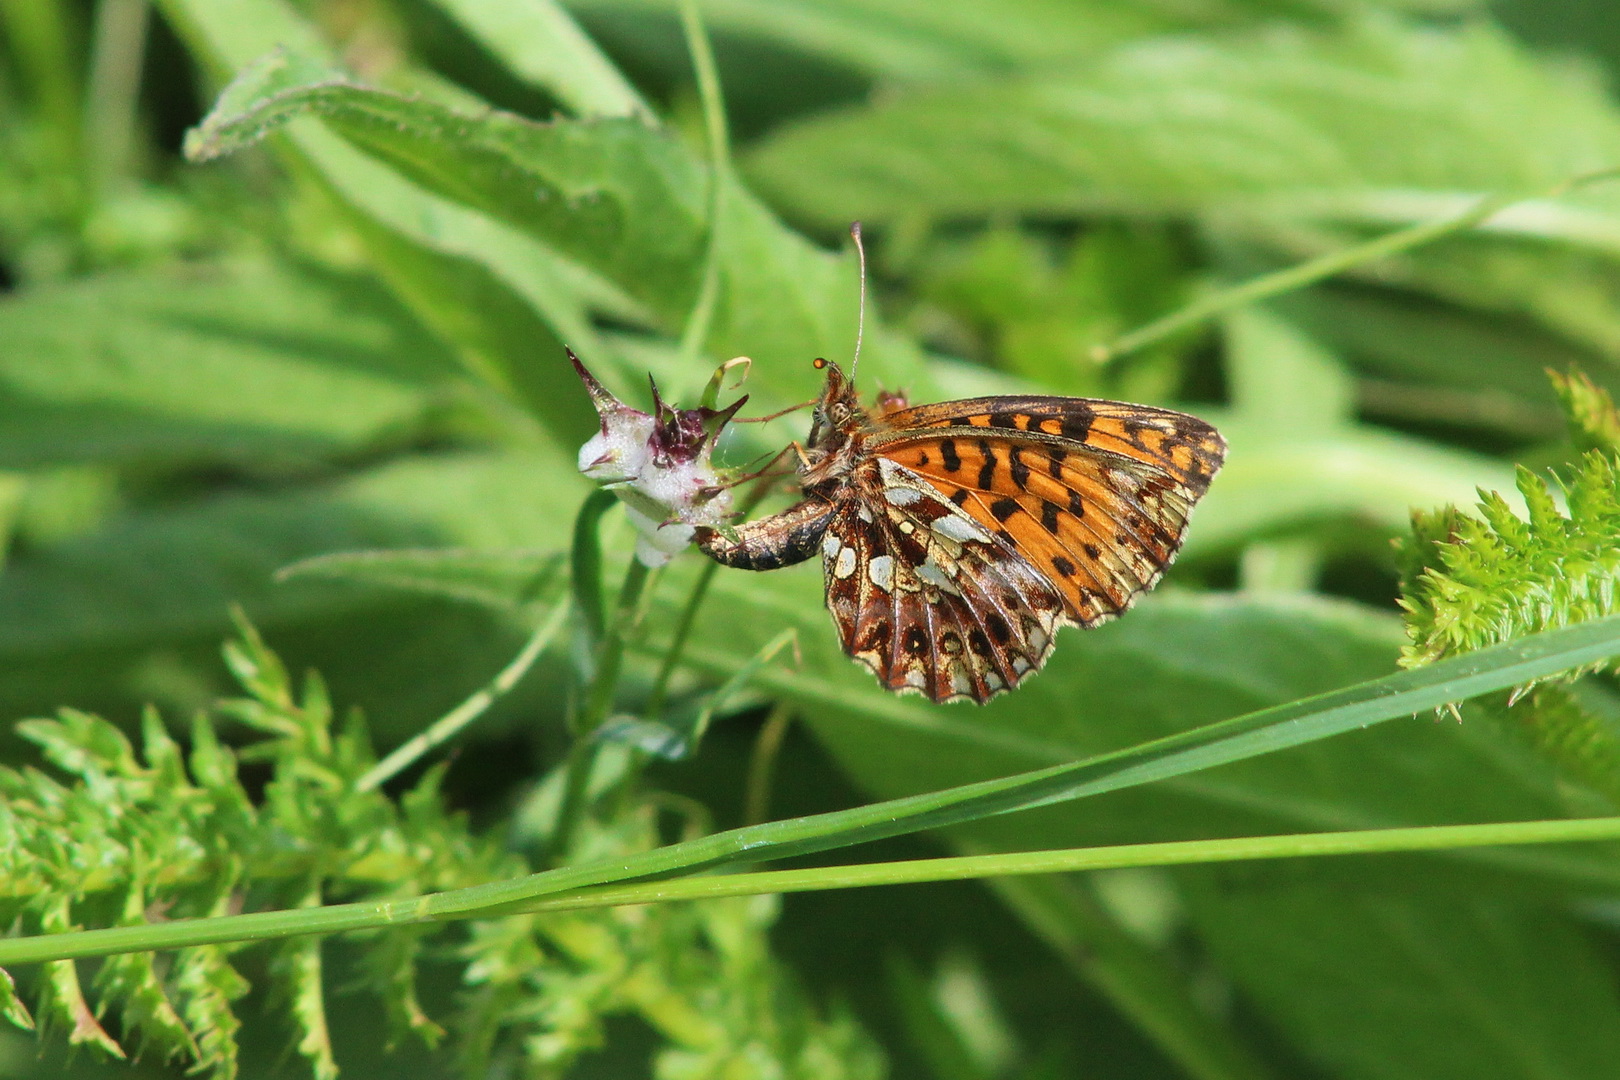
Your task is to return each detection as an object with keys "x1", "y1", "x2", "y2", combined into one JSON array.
[
  {"x1": 566, "y1": 0, "x2": 1485, "y2": 84},
  {"x1": 1188, "y1": 416, "x2": 1518, "y2": 552},
  {"x1": 181, "y1": 52, "x2": 710, "y2": 311},
  {"x1": 745, "y1": 21, "x2": 1620, "y2": 225},
  {"x1": 1279, "y1": 285, "x2": 1600, "y2": 433},
  {"x1": 0, "y1": 451, "x2": 583, "y2": 658},
  {"x1": 687, "y1": 585, "x2": 1620, "y2": 1077},
  {"x1": 0, "y1": 448, "x2": 587, "y2": 728},
  {"x1": 1187, "y1": 880, "x2": 1620, "y2": 1080},
  {"x1": 160, "y1": 0, "x2": 632, "y2": 444},
  {"x1": 425, "y1": 0, "x2": 651, "y2": 118},
  {"x1": 1205, "y1": 213, "x2": 1620, "y2": 377},
  {"x1": 678, "y1": 582, "x2": 1620, "y2": 887},
  {"x1": 0, "y1": 259, "x2": 454, "y2": 469},
  {"x1": 278, "y1": 548, "x2": 565, "y2": 612},
  {"x1": 177, "y1": 38, "x2": 932, "y2": 407},
  {"x1": 1223, "y1": 306, "x2": 1354, "y2": 430}
]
